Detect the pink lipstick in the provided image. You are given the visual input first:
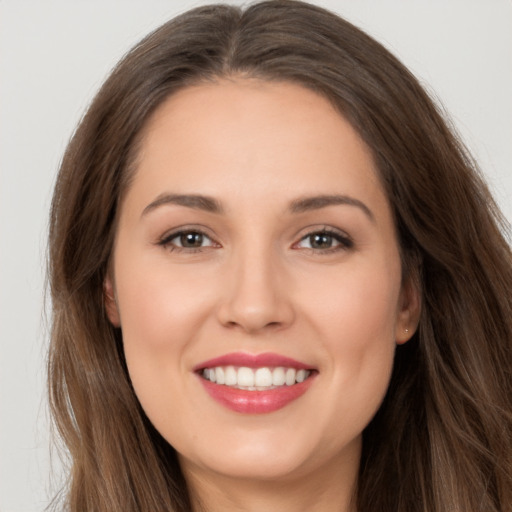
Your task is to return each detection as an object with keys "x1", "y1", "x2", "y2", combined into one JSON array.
[{"x1": 195, "y1": 352, "x2": 316, "y2": 414}]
